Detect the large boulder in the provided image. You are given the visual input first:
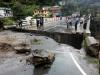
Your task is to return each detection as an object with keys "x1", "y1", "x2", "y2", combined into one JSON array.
[
  {"x1": 32, "y1": 49, "x2": 55, "y2": 67},
  {"x1": 85, "y1": 36, "x2": 99, "y2": 57}
]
